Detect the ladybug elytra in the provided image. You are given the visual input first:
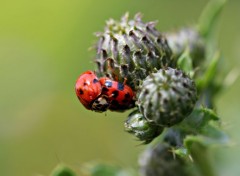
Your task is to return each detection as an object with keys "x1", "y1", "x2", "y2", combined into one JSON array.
[
  {"x1": 75, "y1": 71, "x2": 103, "y2": 110},
  {"x1": 99, "y1": 77, "x2": 135, "y2": 111}
]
